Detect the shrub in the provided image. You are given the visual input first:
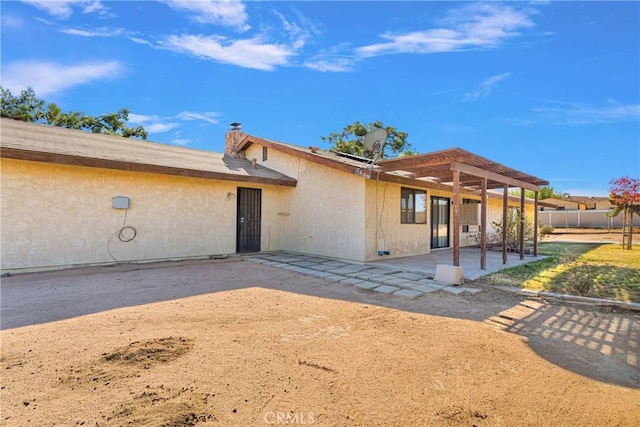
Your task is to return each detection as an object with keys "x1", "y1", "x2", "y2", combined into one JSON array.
[
  {"x1": 489, "y1": 212, "x2": 534, "y2": 251},
  {"x1": 539, "y1": 225, "x2": 554, "y2": 240}
]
